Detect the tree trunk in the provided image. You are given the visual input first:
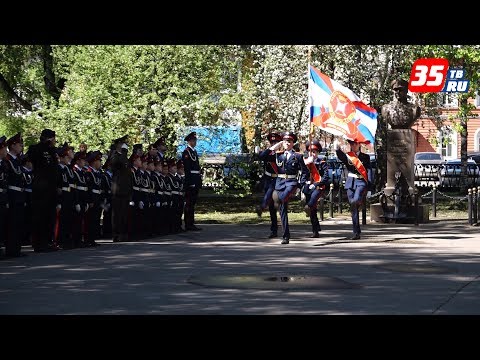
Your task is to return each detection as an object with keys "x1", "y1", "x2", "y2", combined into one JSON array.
[
  {"x1": 42, "y1": 45, "x2": 61, "y2": 101},
  {"x1": 0, "y1": 73, "x2": 33, "y2": 112}
]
